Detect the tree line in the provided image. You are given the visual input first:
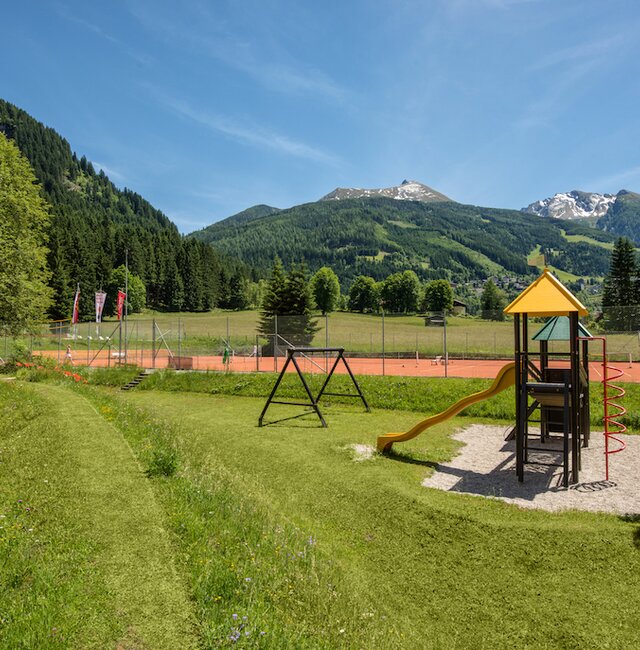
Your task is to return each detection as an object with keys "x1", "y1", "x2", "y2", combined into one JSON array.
[
  {"x1": 0, "y1": 99, "x2": 251, "y2": 323},
  {"x1": 256, "y1": 258, "x2": 509, "y2": 347}
]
